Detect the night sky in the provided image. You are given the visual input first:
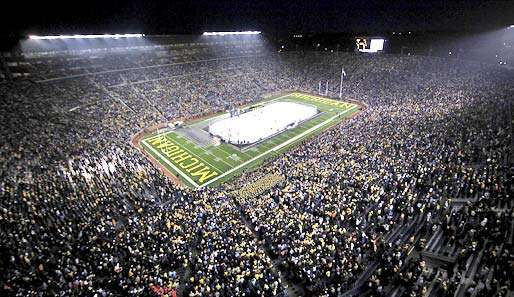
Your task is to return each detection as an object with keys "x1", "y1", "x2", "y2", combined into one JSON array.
[{"x1": 3, "y1": 0, "x2": 514, "y2": 36}]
